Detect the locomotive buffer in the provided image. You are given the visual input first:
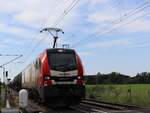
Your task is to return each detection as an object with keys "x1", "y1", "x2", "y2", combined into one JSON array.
[{"x1": 40, "y1": 27, "x2": 64, "y2": 48}]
